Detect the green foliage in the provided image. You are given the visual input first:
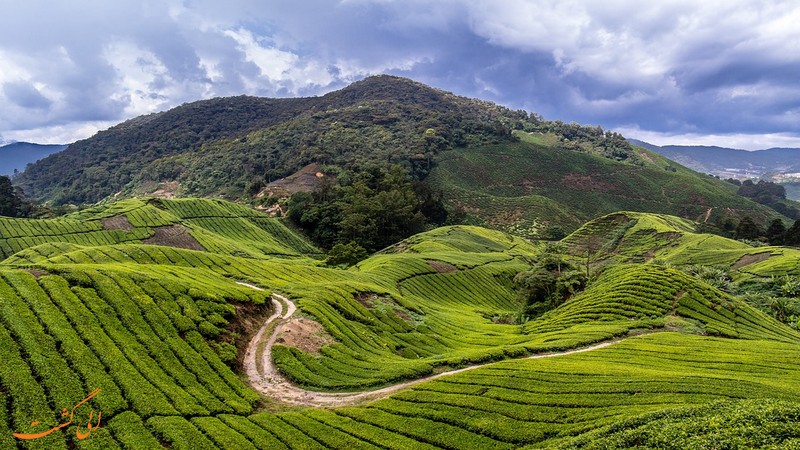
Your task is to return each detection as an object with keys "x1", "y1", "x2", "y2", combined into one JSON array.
[
  {"x1": 0, "y1": 175, "x2": 30, "y2": 217},
  {"x1": 736, "y1": 215, "x2": 763, "y2": 240},
  {"x1": 738, "y1": 179, "x2": 800, "y2": 219},
  {"x1": 429, "y1": 140, "x2": 788, "y2": 236},
  {"x1": 514, "y1": 242, "x2": 587, "y2": 319},
  {"x1": 325, "y1": 241, "x2": 368, "y2": 267},
  {"x1": 681, "y1": 264, "x2": 734, "y2": 292},
  {"x1": 767, "y1": 218, "x2": 787, "y2": 245},
  {"x1": 562, "y1": 399, "x2": 800, "y2": 449},
  {"x1": 288, "y1": 166, "x2": 431, "y2": 252},
  {"x1": 786, "y1": 219, "x2": 800, "y2": 246},
  {"x1": 16, "y1": 76, "x2": 522, "y2": 205},
  {"x1": 520, "y1": 119, "x2": 637, "y2": 162},
  {"x1": 1, "y1": 198, "x2": 800, "y2": 448}
]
